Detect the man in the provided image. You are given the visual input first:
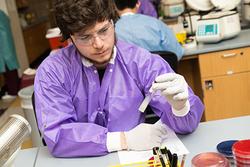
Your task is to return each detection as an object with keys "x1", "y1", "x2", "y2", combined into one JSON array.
[
  {"x1": 114, "y1": 0, "x2": 184, "y2": 60},
  {"x1": 34, "y1": 0, "x2": 204, "y2": 157}
]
